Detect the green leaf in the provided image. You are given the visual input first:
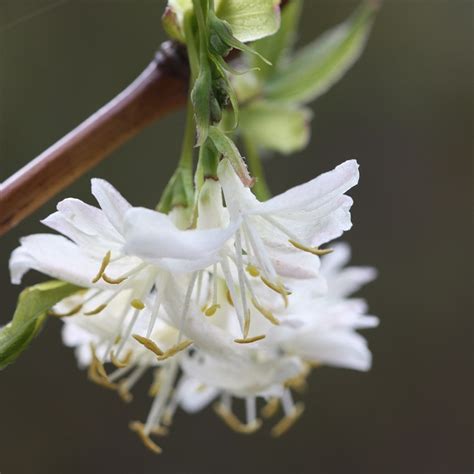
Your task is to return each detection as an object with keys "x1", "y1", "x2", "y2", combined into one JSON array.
[
  {"x1": 239, "y1": 100, "x2": 312, "y2": 154},
  {"x1": 0, "y1": 280, "x2": 82, "y2": 370},
  {"x1": 215, "y1": 0, "x2": 281, "y2": 43},
  {"x1": 265, "y1": 0, "x2": 378, "y2": 104},
  {"x1": 250, "y1": 0, "x2": 303, "y2": 80}
]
